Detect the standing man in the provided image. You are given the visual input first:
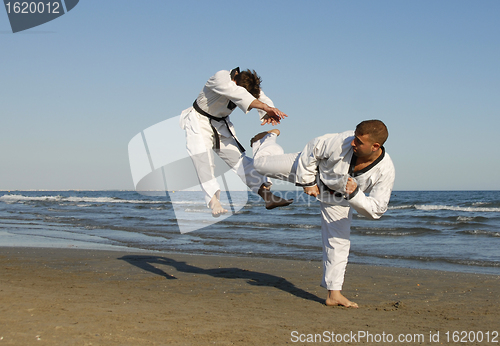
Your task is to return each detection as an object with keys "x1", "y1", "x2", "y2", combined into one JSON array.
[
  {"x1": 251, "y1": 120, "x2": 396, "y2": 307},
  {"x1": 179, "y1": 68, "x2": 292, "y2": 217}
]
